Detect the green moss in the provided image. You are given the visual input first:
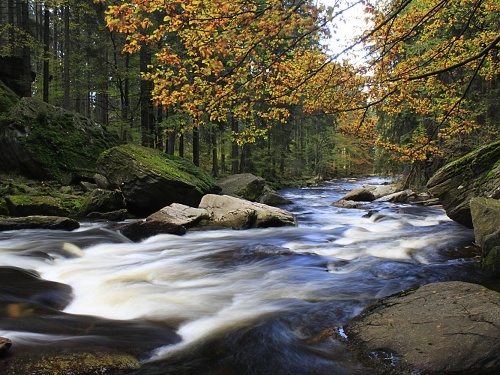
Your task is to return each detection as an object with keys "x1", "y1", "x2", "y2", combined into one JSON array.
[
  {"x1": 483, "y1": 246, "x2": 500, "y2": 276},
  {"x1": 10, "y1": 99, "x2": 119, "y2": 183},
  {"x1": 5, "y1": 193, "x2": 87, "y2": 217},
  {"x1": 10, "y1": 352, "x2": 140, "y2": 375},
  {"x1": 98, "y1": 144, "x2": 219, "y2": 194},
  {"x1": 0, "y1": 80, "x2": 20, "y2": 115}
]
